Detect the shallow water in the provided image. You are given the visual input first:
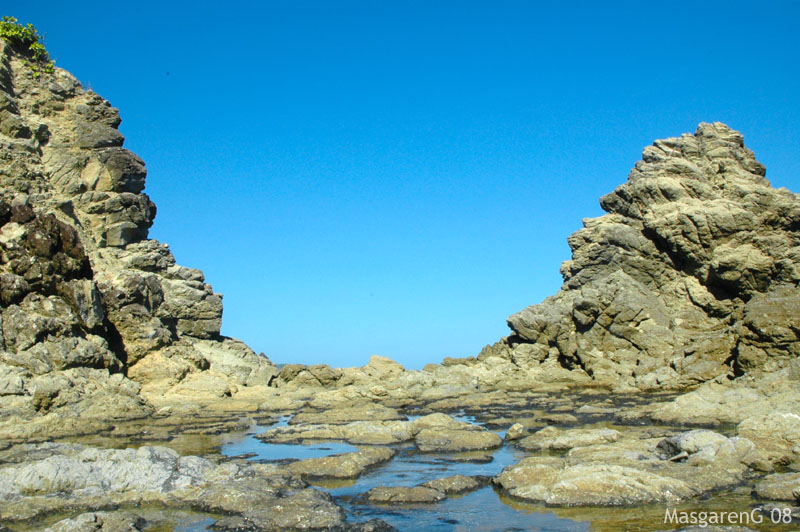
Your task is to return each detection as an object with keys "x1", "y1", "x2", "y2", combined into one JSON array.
[
  {"x1": 343, "y1": 486, "x2": 591, "y2": 532},
  {"x1": 220, "y1": 417, "x2": 361, "y2": 461},
  {"x1": 212, "y1": 410, "x2": 793, "y2": 532},
  {"x1": 28, "y1": 392, "x2": 791, "y2": 531},
  {"x1": 216, "y1": 415, "x2": 595, "y2": 531}
]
